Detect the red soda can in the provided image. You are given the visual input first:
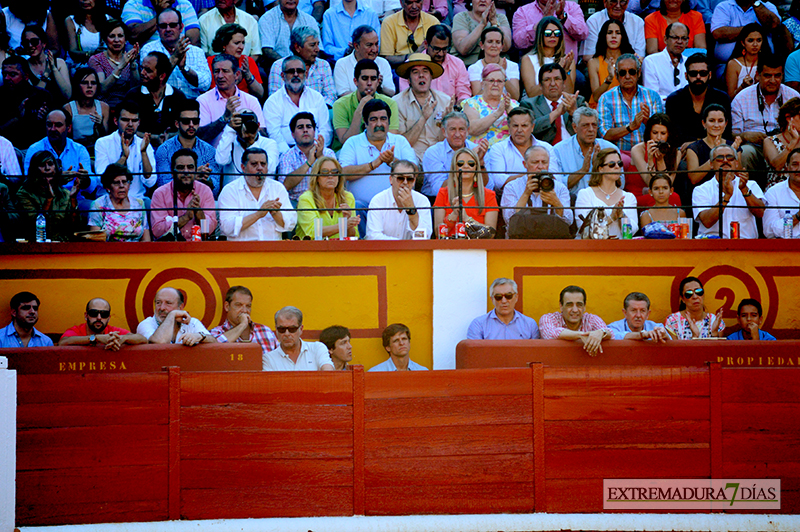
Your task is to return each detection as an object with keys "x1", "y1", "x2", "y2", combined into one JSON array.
[
  {"x1": 730, "y1": 221, "x2": 740, "y2": 239},
  {"x1": 191, "y1": 224, "x2": 202, "y2": 242},
  {"x1": 438, "y1": 223, "x2": 450, "y2": 239},
  {"x1": 680, "y1": 223, "x2": 689, "y2": 239},
  {"x1": 455, "y1": 222, "x2": 467, "y2": 239}
]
